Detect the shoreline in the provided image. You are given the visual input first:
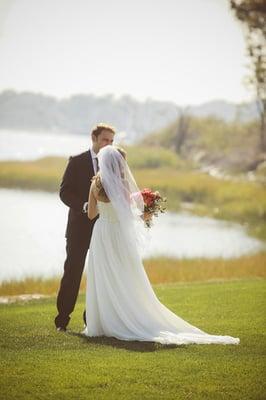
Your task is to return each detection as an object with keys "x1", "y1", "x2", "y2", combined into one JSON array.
[{"x1": 1, "y1": 157, "x2": 265, "y2": 243}]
